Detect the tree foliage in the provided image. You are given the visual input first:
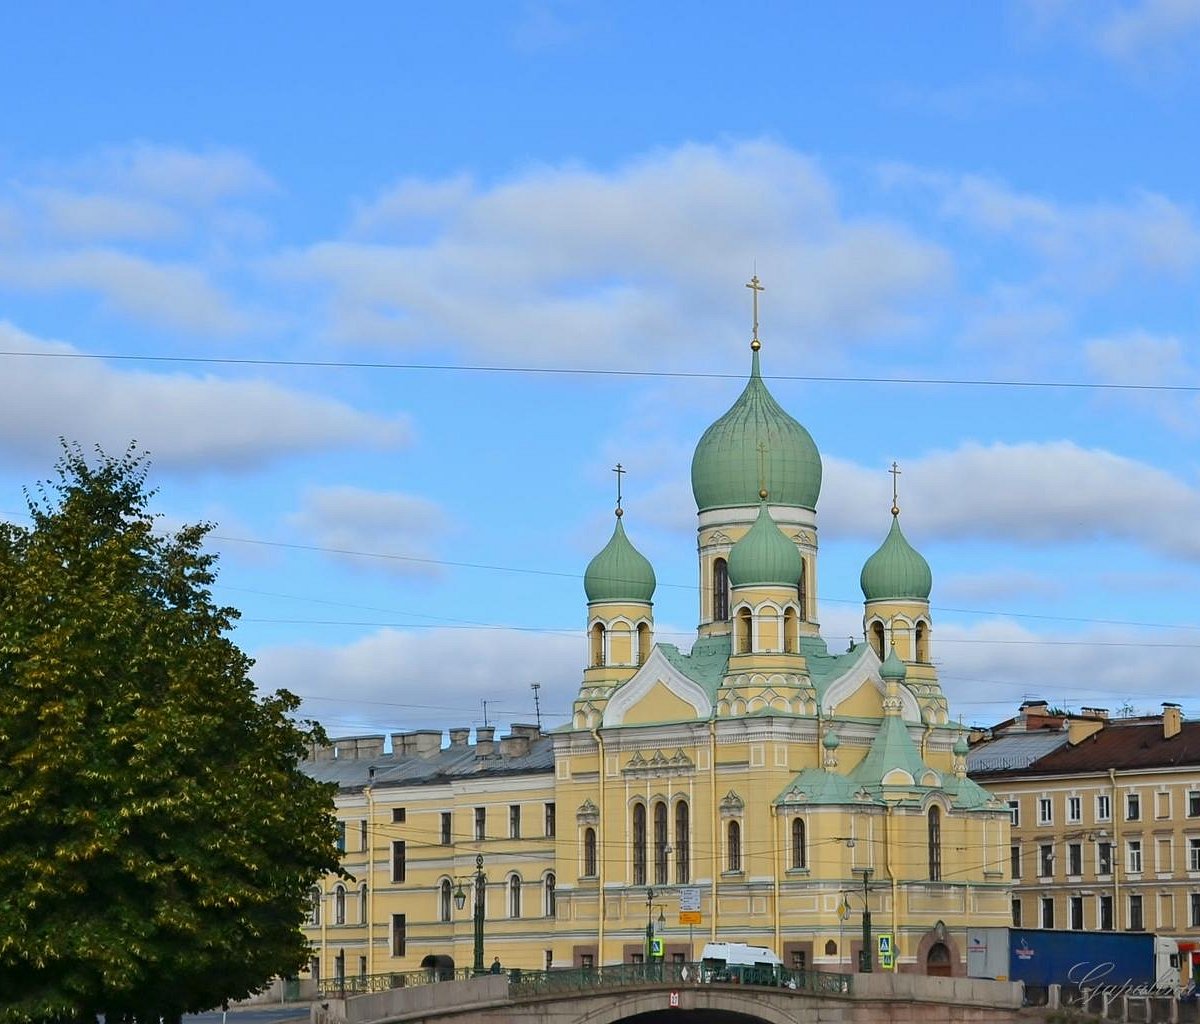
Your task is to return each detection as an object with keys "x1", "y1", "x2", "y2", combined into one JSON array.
[{"x1": 0, "y1": 444, "x2": 341, "y2": 1023}]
